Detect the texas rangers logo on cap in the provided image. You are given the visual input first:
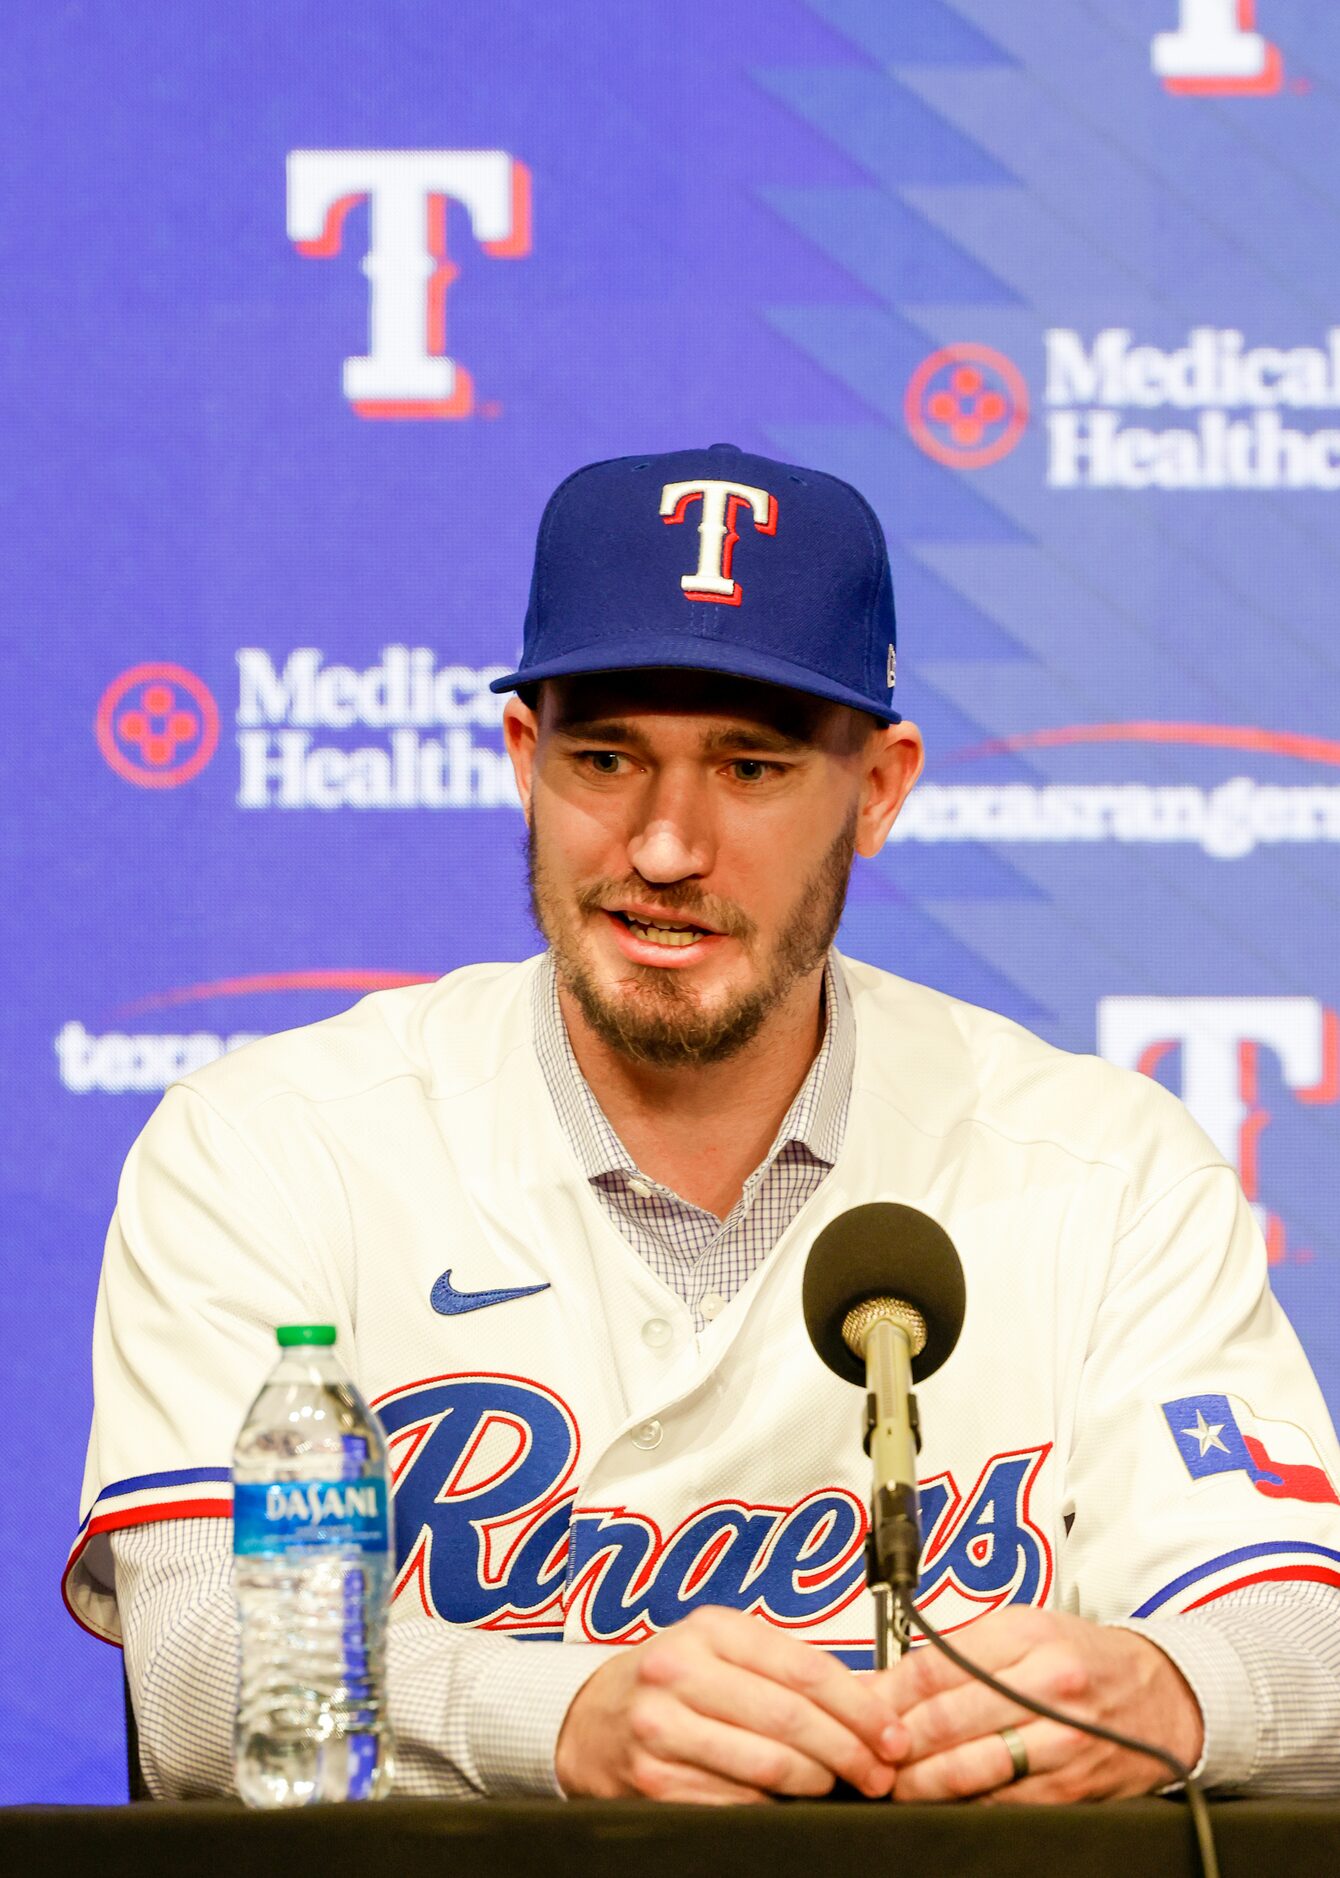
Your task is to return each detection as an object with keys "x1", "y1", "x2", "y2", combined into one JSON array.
[{"x1": 659, "y1": 477, "x2": 778, "y2": 606}]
